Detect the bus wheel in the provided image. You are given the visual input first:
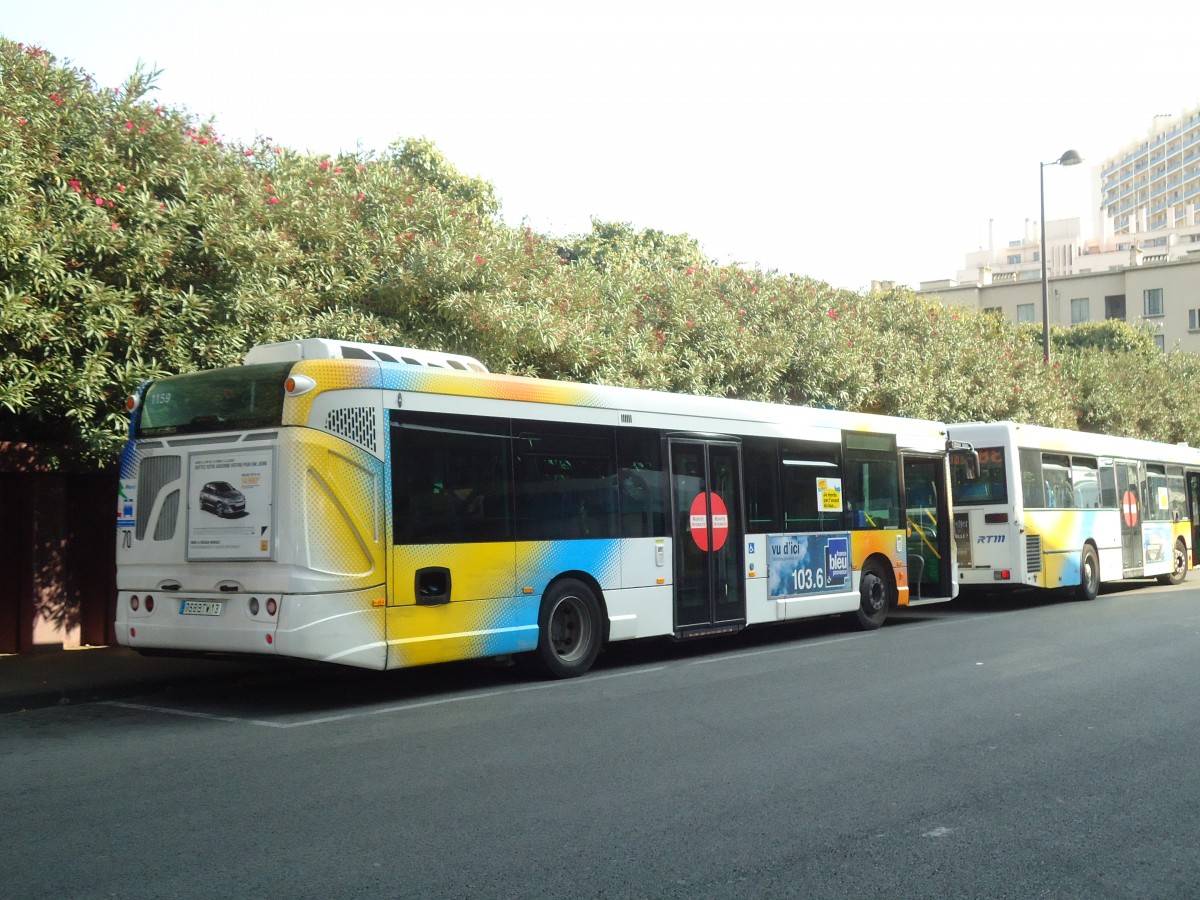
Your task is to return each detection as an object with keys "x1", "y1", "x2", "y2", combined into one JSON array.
[
  {"x1": 1158, "y1": 539, "x2": 1189, "y2": 585},
  {"x1": 531, "y1": 579, "x2": 603, "y2": 678},
  {"x1": 851, "y1": 560, "x2": 892, "y2": 630},
  {"x1": 1076, "y1": 545, "x2": 1100, "y2": 601}
]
